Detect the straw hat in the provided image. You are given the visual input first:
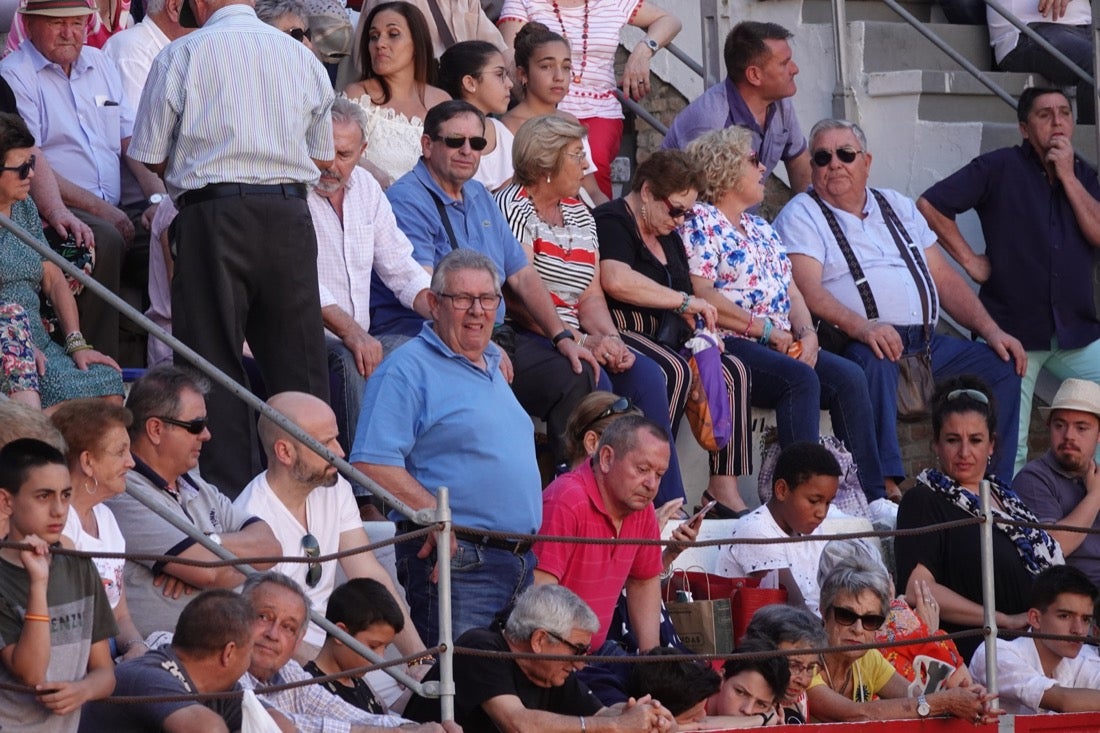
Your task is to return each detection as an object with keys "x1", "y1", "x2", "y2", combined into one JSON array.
[
  {"x1": 1040, "y1": 378, "x2": 1100, "y2": 421},
  {"x1": 18, "y1": 0, "x2": 95, "y2": 16}
]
